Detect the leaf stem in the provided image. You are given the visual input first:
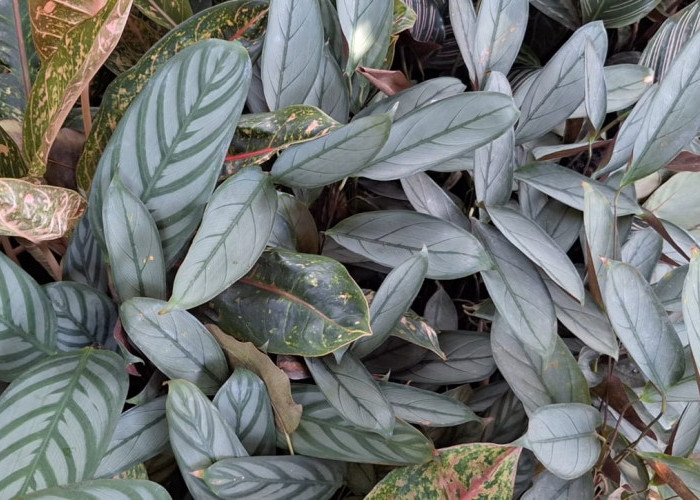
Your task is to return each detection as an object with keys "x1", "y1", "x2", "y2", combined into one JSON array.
[{"x1": 81, "y1": 87, "x2": 92, "y2": 136}]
